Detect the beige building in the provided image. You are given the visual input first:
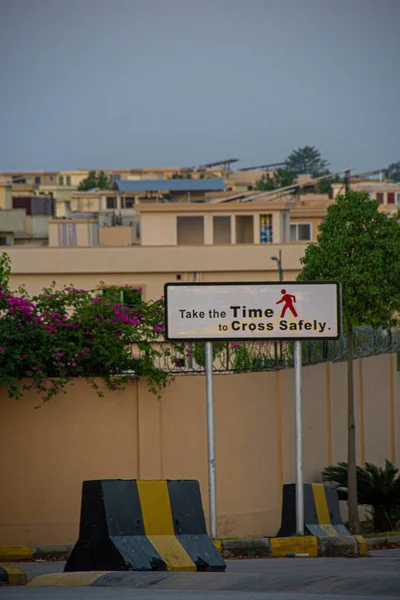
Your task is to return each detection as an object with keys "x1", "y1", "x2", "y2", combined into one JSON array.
[
  {"x1": 224, "y1": 170, "x2": 268, "y2": 192},
  {"x1": 48, "y1": 198, "x2": 296, "y2": 250},
  {"x1": 48, "y1": 219, "x2": 137, "y2": 247},
  {"x1": 5, "y1": 243, "x2": 307, "y2": 300},
  {"x1": 0, "y1": 195, "x2": 328, "y2": 294},
  {"x1": 332, "y1": 181, "x2": 400, "y2": 212},
  {"x1": 106, "y1": 166, "x2": 225, "y2": 181},
  {"x1": 0, "y1": 170, "x2": 90, "y2": 188},
  {"x1": 135, "y1": 201, "x2": 292, "y2": 246},
  {"x1": 0, "y1": 184, "x2": 51, "y2": 246}
]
